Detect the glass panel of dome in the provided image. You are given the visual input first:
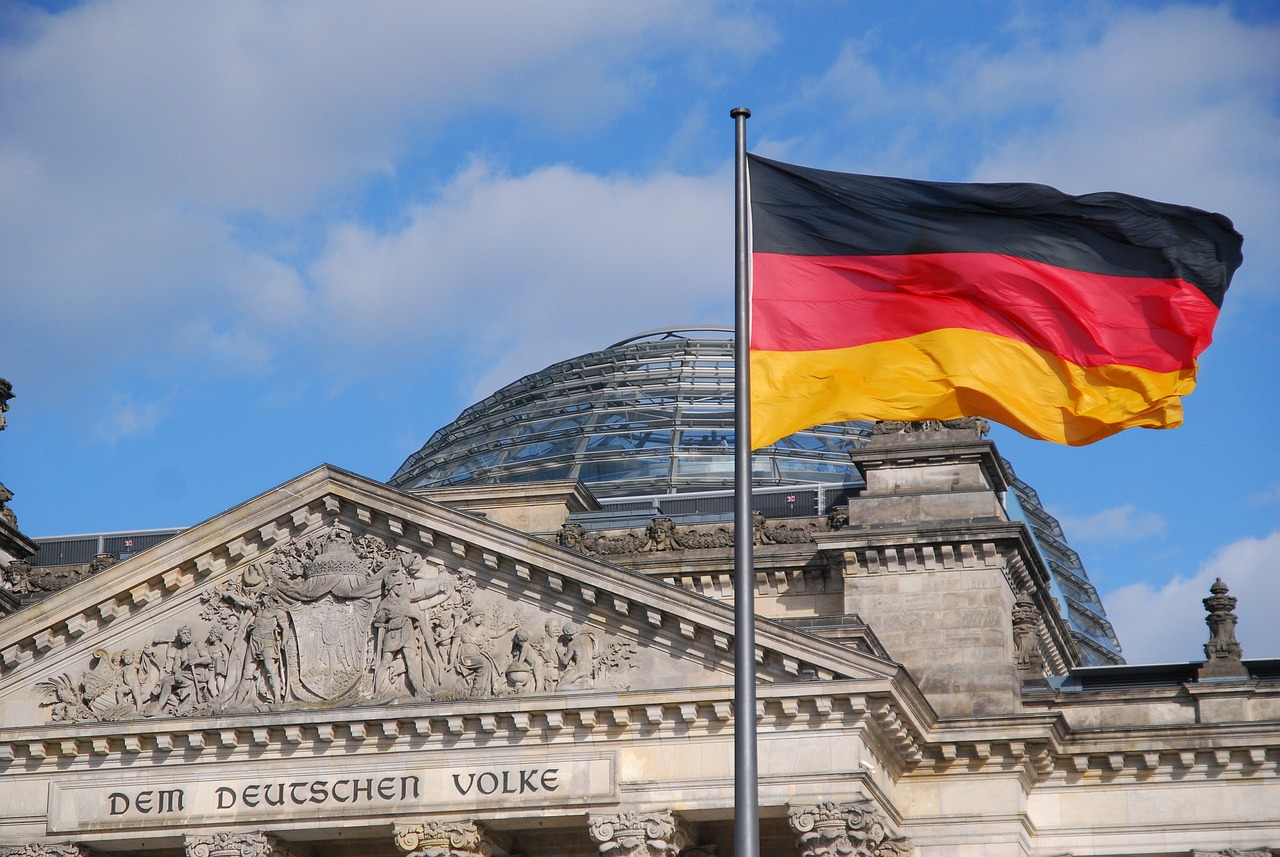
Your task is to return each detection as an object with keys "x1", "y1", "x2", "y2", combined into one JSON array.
[
  {"x1": 585, "y1": 430, "x2": 672, "y2": 452},
  {"x1": 504, "y1": 437, "x2": 582, "y2": 463},
  {"x1": 675, "y1": 429, "x2": 733, "y2": 450},
  {"x1": 674, "y1": 454, "x2": 734, "y2": 478},
  {"x1": 775, "y1": 458, "x2": 860, "y2": 481},
  {"x1": 579, "y1": 456, "x2": 669, "y2": 483},
  {"x1": 501, "y1": 463, "x2": 577, "y2": 482}
]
